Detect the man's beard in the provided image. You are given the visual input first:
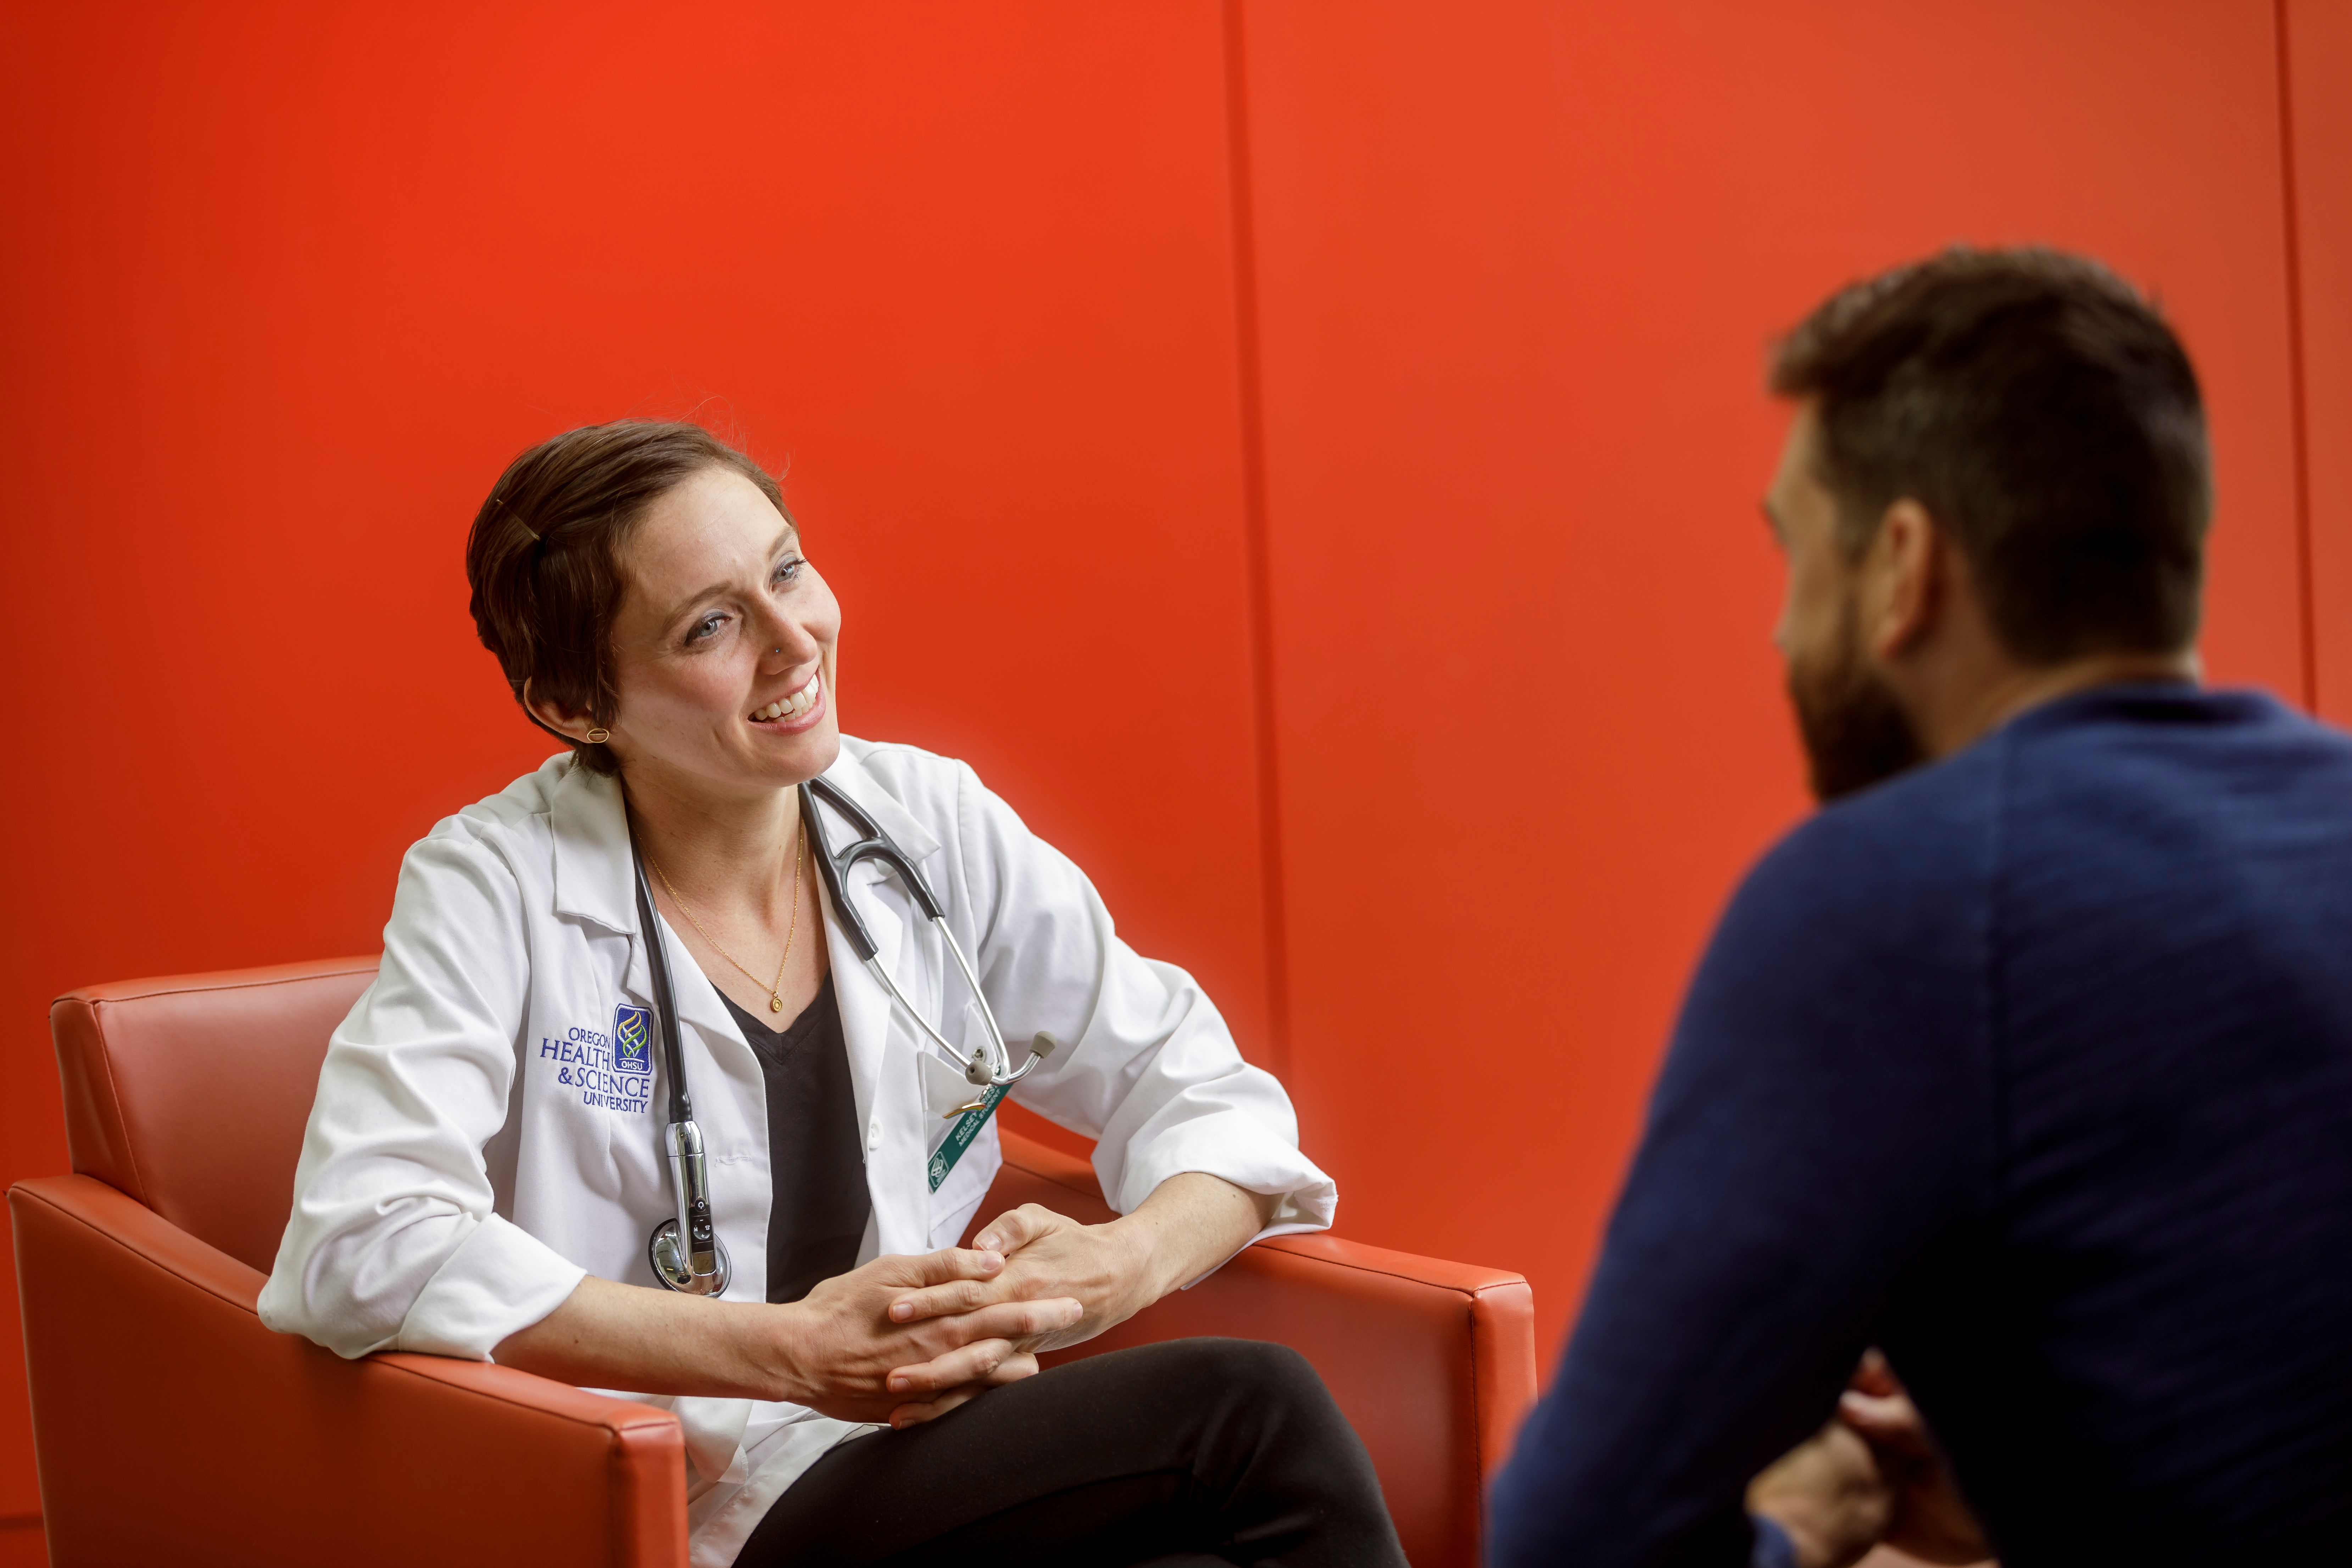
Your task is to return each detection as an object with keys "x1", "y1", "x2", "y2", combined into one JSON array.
[{"x1": 1787, "y1": 599, "x2": 1926, "y2": 803}]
